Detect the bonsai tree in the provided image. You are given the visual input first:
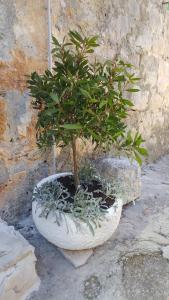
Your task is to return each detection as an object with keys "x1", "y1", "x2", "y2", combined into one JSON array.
[{"x1": 28, "y1": 30, "x2": 147, "y2": 189}]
